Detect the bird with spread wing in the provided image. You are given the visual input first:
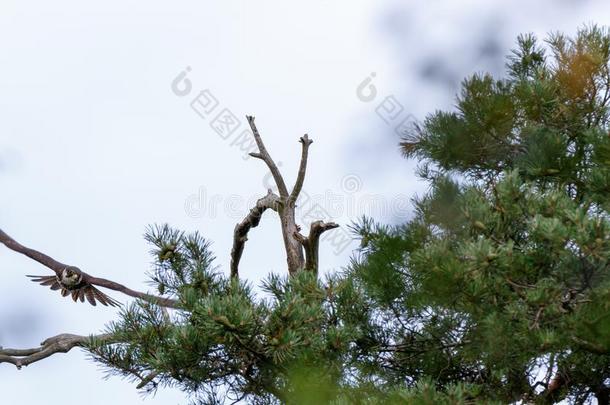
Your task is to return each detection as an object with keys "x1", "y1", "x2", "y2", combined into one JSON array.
[
  {"x1": 1, "y1": 225, "x2": 176, "y2": 308},
  {"x1": 27, "y1": 266, "x2": 120, "y2": 307}
]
